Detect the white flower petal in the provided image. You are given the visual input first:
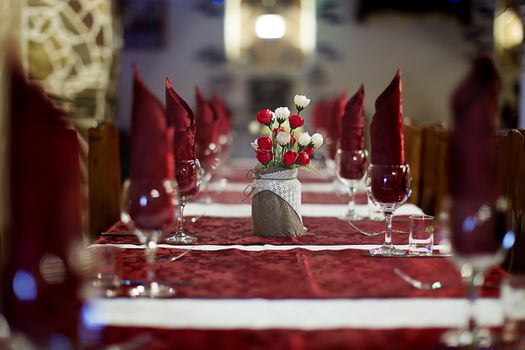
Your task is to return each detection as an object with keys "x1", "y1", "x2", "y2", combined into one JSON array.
[
  {"x1": 274, "y1": 107, "x2": 291, "y2": 122},
  {"x1": 294, "y1": 95, "x2": 311, "y2": 109},
  {"x1": 298, "y1": 132, "x2": 311, "y2": 147},
  {"x1": 311, "y1": 133, "x2": 324, "y2": 148},
  {"x1": 276, "y1": 131, "x2": 291, "y2": 146}
]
